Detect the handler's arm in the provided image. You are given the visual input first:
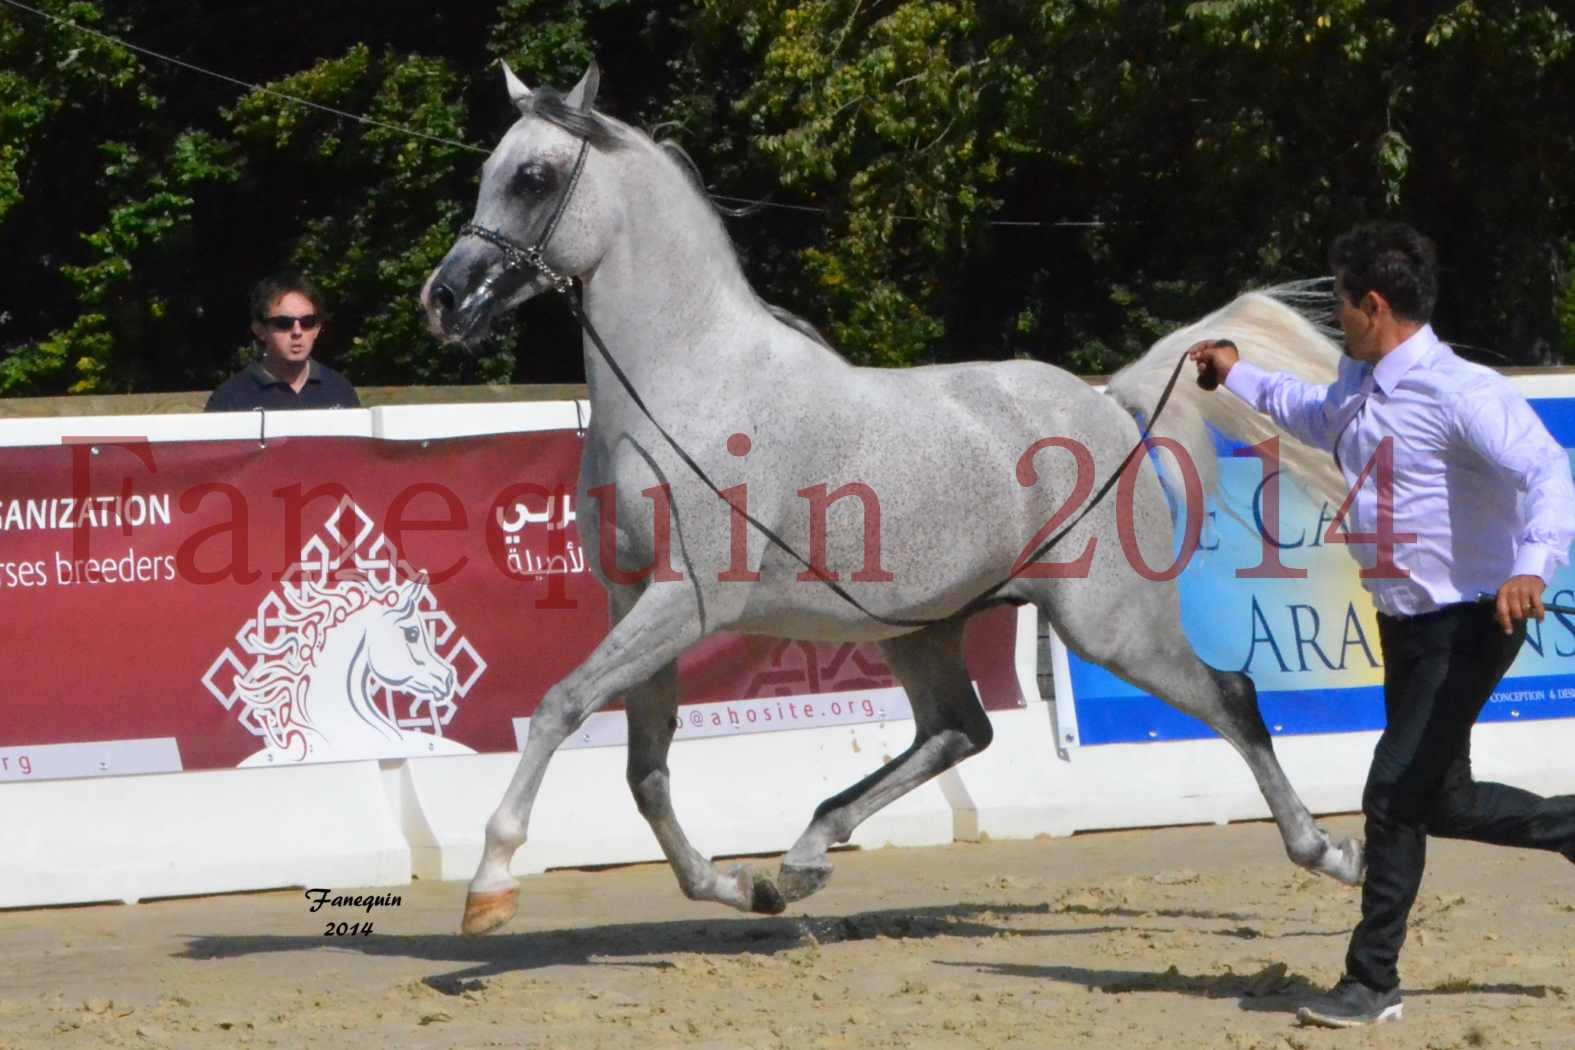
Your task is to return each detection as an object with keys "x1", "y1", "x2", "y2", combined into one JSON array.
[
  {"x1": 1457, "y1": 386, "x2": 1575, "y2": 586},
  {"x1": 1223, "y1": 360, "x2": 1342, "y2": 451}
]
